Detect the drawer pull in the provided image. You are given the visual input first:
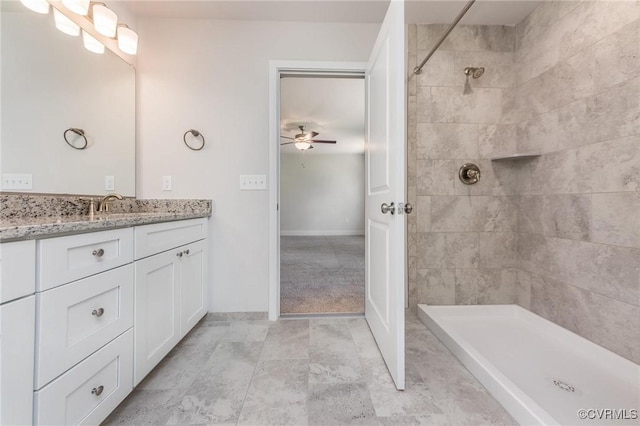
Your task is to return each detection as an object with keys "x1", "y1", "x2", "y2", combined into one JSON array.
[
  {"x1": 184, "y1": 249, "x2": 190, "y2": 255},
  {"x1": 92, "y1": 248, "x2": 105, "y2": 257},
  {"x1": 91, "y1": 385, "x2": 104, "y2": 396},
  {"x1": 176, "y1": 251, "x2": 183, "y2": 258},
  {"x1": 92, "y1": 308, "x2": 105, "y2": 317}
]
